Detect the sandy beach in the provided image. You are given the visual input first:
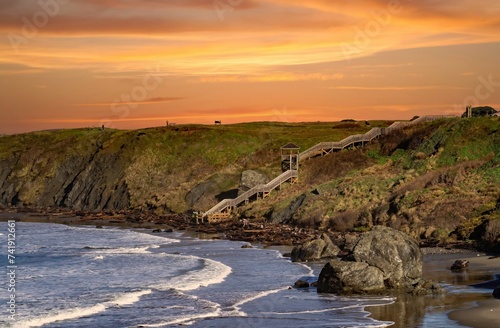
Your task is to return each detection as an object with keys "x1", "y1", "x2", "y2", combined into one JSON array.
[
  {"x1": 2, "y1": 210, "x2": 499, "y2": 327},
  {"x1": 446, "y1": 255, "x2": 500, "y2": 328}
]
